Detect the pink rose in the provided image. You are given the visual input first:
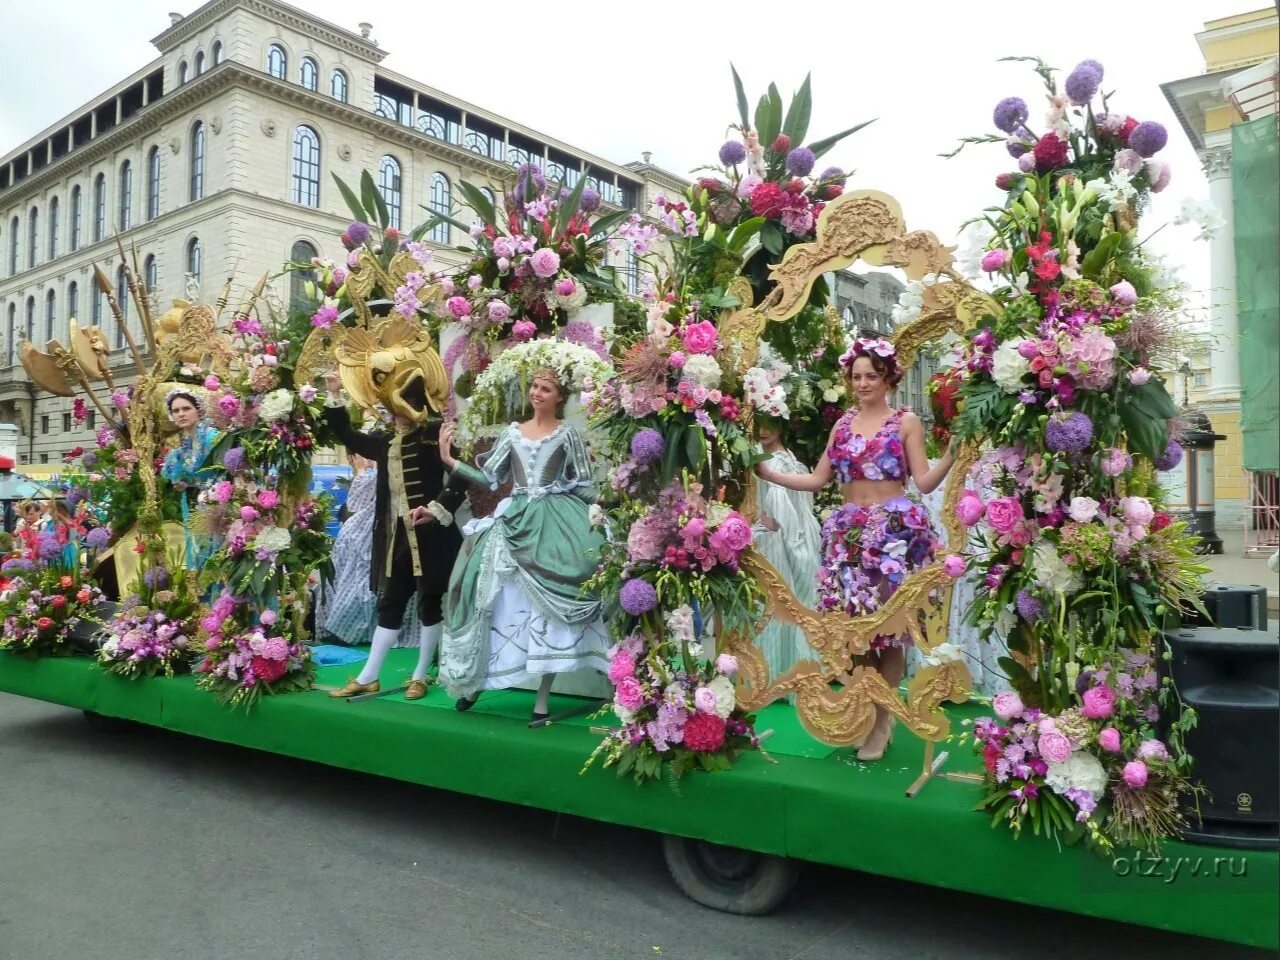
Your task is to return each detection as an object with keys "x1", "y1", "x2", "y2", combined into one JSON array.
[
  {"x1": 211, "y1": 480, "x2": 234, "y2": 505},
  {"x1": 956, "y1": 491, "x2": 986, "y2": 527},
  {"x1": 715, "y1": 514, "x2": 753, "y2": 553},
  {"x1": 511, "y1": 320, "x2": 537, "y2": 341},
  {"x1": 980, "y1": 249, "x2": 1010, "y2": 272},
  {"x1": 492, "y1": 237, "x2": 516, "y2": 259},
  {"x1": 496, "y1": 256, "x2": 511, "y2": 273},
  {"x1": 466, "y1": 274, "x2": 482, "y2": 290},
  {"x1": 680, "y1": 321, "x2": 719, "y2": 355},
  {"x1": 239, "y1": 506, "x2": 260, "y2": 523},
  {"x1": 1037, "y1": 730, "x2": 1073, "y2": 764},
  {"x1": 203, "y1": 374, "x2": 221, "y2": 391},
  {"x1": 1081, "y1": 684, "x2": 1117, "y2": 719},
  {"x1": 985, "y1": 497, "x2": 1024, "y2": 535},
  {"x1": 554, "y1": 277, "x2": 576, "y2": 297},
  {"x1": 1017, "y1": 339, "x2": 1041, "y2": 360},
  {"x1": 694, "y1": 686, "x2": 718, "y2": 714},
  {"x1": 1127, "y1": 367, "x2": 1151, "y2": 385},
  {"x1": 608, "y1": 651, "x2": 636, "y2": 682},
  {"x1": 668, "y1": 351, "x2": 686, "y2": 369},
  {"x1": 529, "y1": 248, "x2": 561, "y2": 279},
  {"x1": 259, "y1": 609, "x2": 278, "y2": 626},
  {"x1": 613, "y1": 677, "x2": 644, "y2": 711},
  {"x1": 257, "y1": 490, "x2": 280, "y2": 510},
  {"x1": 1110, "y1": 280, "x2": 1138, "y2": 305},
  {"x1": 992, "y1": 690, "x2": 1024, "y2": 721},
  {"x1": 943, "y1": 554, "x2": 967, "y2": 578},
  {"x1": 1122, "y1": 760, "x2": 1149, "y2": 789},
  {"x1": 446, "y1": 296, "x2": 472, "y2": 319},
  {"x1": 715, "y1": 654, "x2": 738, "y2": 677},
  {"x1": 1120, "y1": 496, "x2": 1154, "y2": 527},
  {"x1": 1099, "y1": 447, "x2": 1131, "y2": 477},
  {"x1": 217, "y1": 394, "x2": 241, "y2": 418},
  {"x1": 1098, "y1": 727, "x2": 1123, "y2": 752},
  {"x1": 487, "y1": 300, "x2": 511, "y2": 323}
]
